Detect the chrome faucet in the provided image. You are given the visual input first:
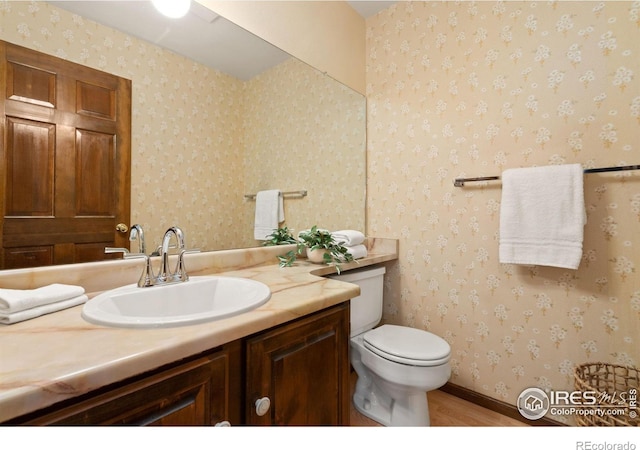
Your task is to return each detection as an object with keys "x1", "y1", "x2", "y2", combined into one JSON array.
[
  {"x1": 107, "y1": 225, "x2": 197, "y2": 288},
  {"x1": 129, "y1": 224, "x2": 146, "y2": 255},
  {"x1": 158, "y1": 226, "x2": 189, "y2": 283},
  {"x1": 105, "y1": 224, "x2": 145, "y2": 257}
]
